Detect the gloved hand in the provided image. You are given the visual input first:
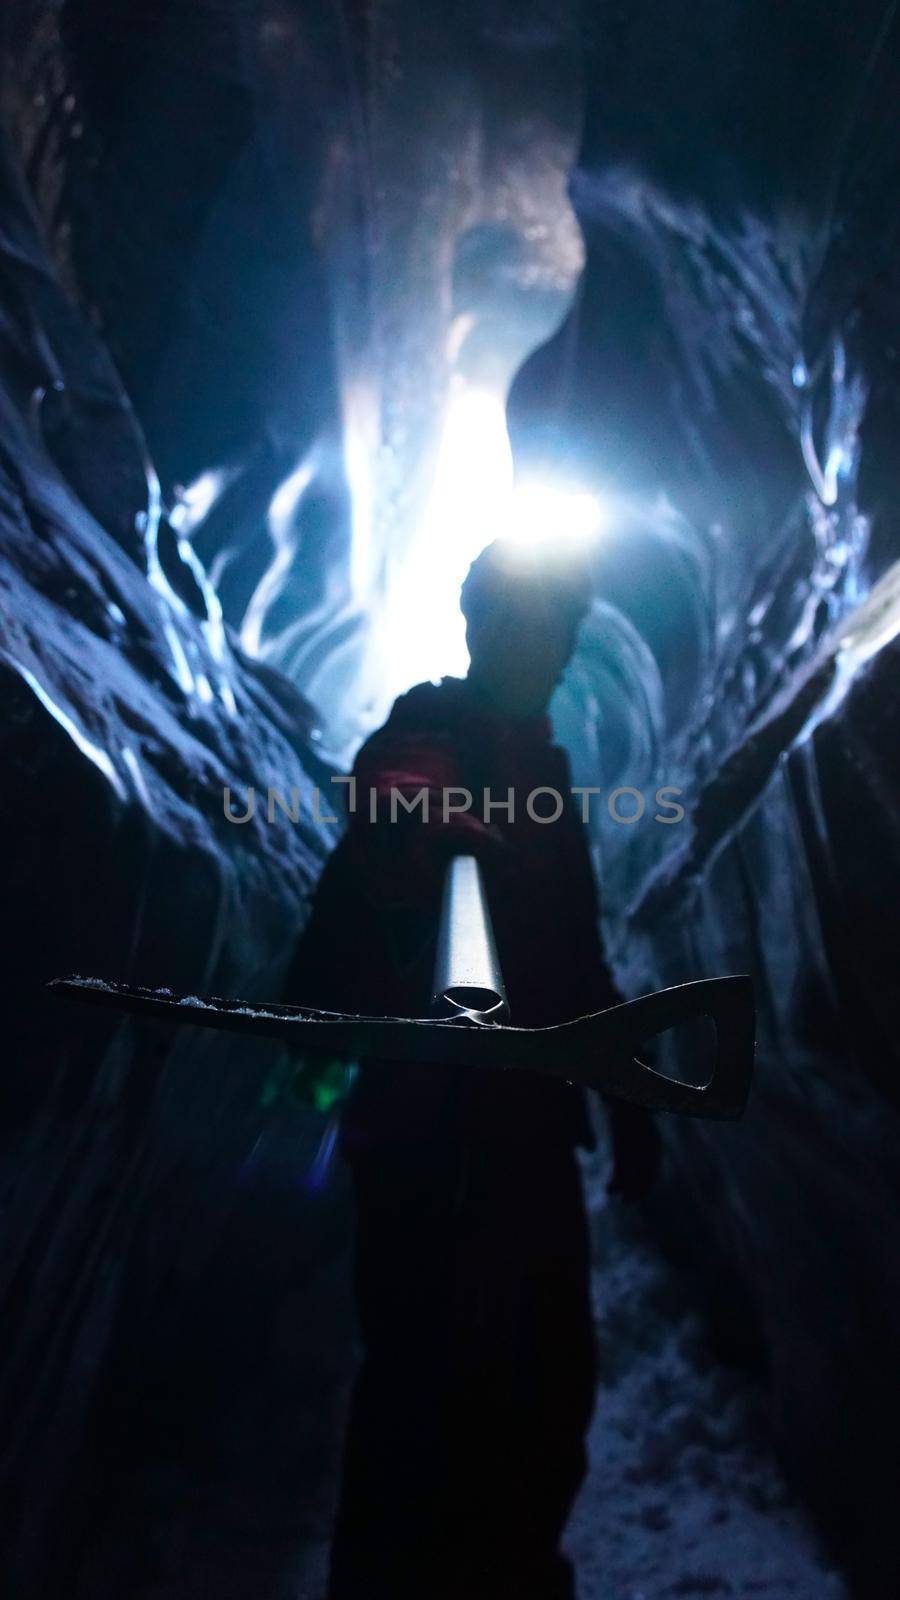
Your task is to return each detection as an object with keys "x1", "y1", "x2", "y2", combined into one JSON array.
[{"x1": 605, "y1": 1101, "x2": 663, "y2": 1202}]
